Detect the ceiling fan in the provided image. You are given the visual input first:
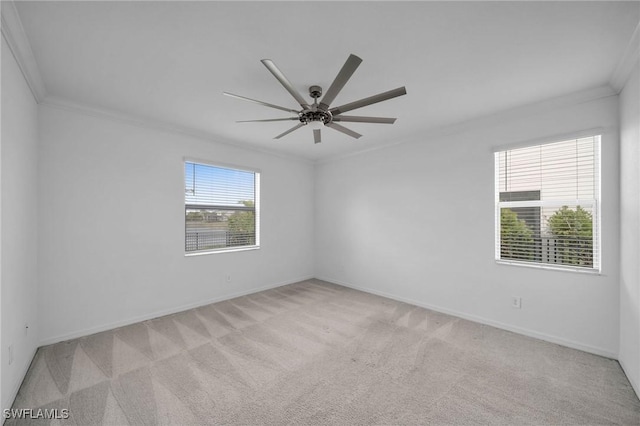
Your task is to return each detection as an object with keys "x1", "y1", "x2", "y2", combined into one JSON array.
[{"x1": 223, "y1": 54, "x2": 407, "y2": 144}]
